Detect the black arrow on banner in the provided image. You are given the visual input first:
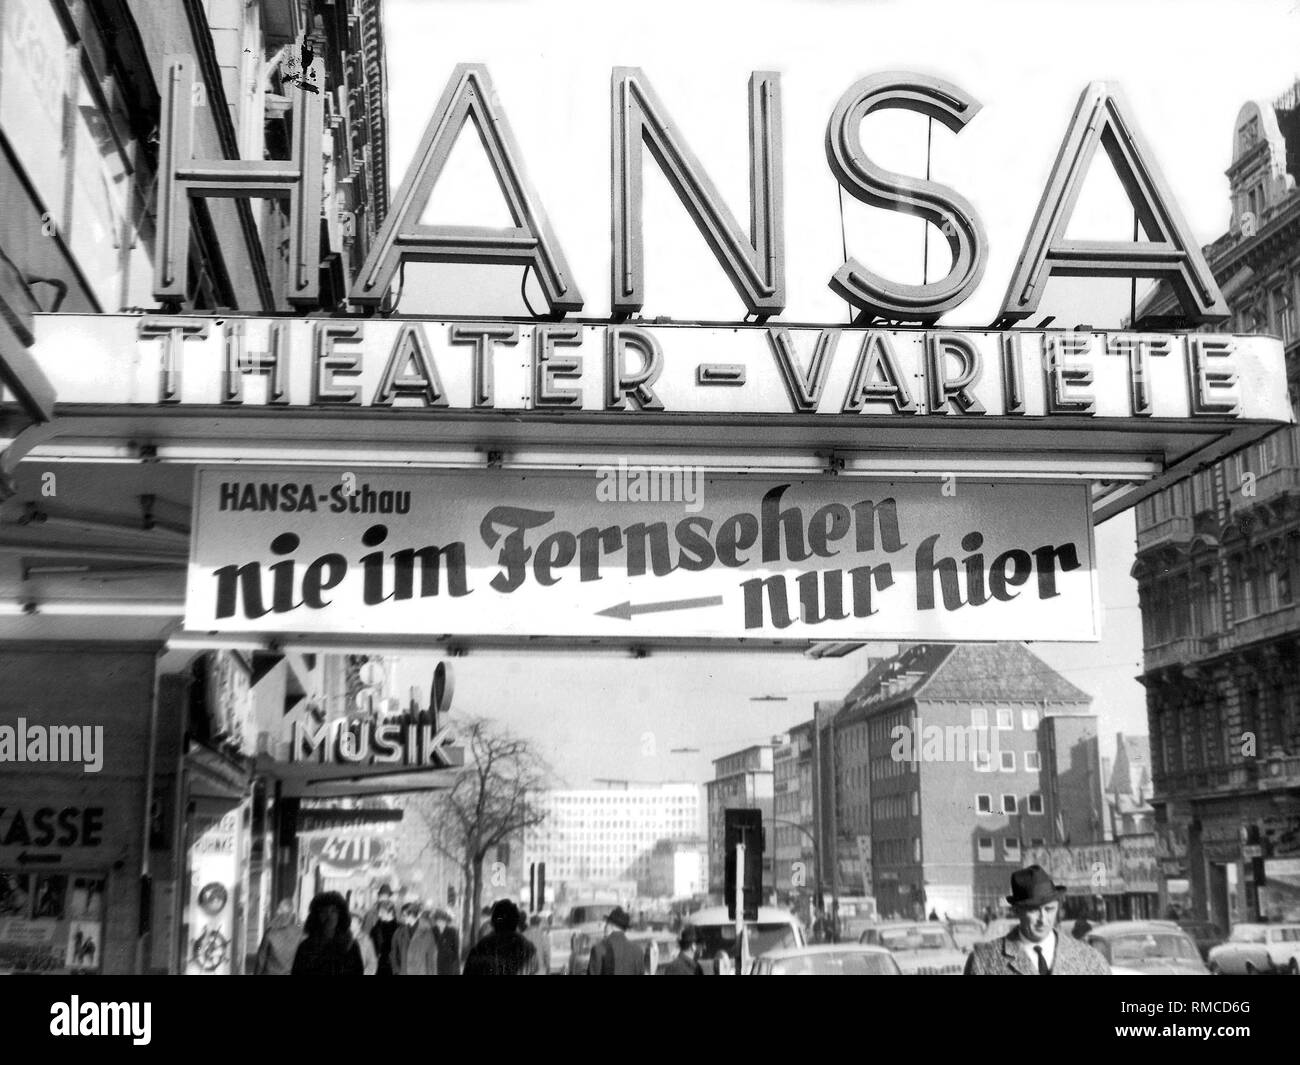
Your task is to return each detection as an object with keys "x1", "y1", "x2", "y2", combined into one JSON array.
[
  {"x1": 596, "y1": 596, "x2": 725, "y2": 620},
  {"x1": 17, "y1": 852, "x2": 61, "y2": 865}
]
